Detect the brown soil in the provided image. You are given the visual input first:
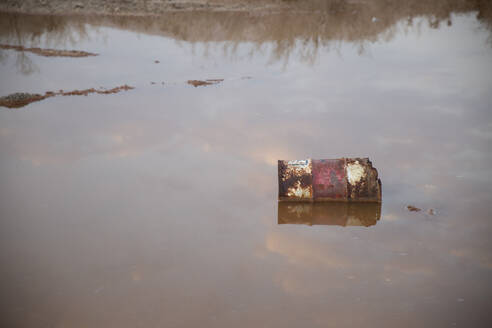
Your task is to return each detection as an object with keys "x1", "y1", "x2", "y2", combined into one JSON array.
[
  {"x1": 0, "y1": 0, "x2": 278, "y2": 15},
  {"x1": 0, "y1": 85, "x2": 134, "y2": 108},
  {"x1": 187, "y1": 79, "x2": 224, "y2": 87},
  {"x1": 61, "y1": 85, "x2": 134, "y2": 95},
  {"x1": 0, "y1": 93, "x2": 47, "y2": 108},
  {"x1": 0, "y1": 44, "x2": 97, "y2": 57}
]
